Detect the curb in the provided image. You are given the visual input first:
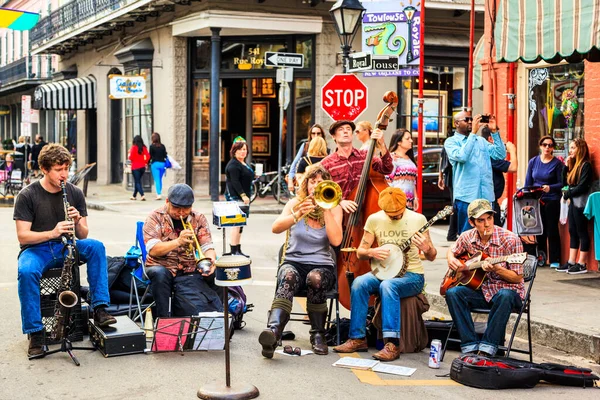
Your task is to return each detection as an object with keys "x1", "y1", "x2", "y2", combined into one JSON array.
[{"x1": 424, "y1": 291, "x2": 600, "y2": 363}]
